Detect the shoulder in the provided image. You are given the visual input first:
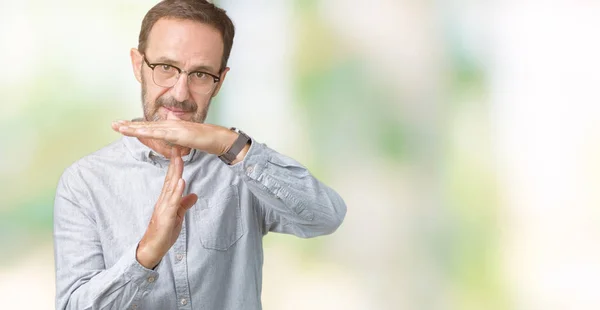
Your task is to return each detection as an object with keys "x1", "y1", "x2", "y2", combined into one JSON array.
[{"x1": 59, "y1": 138, "x2": 130, "y2": 183}]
